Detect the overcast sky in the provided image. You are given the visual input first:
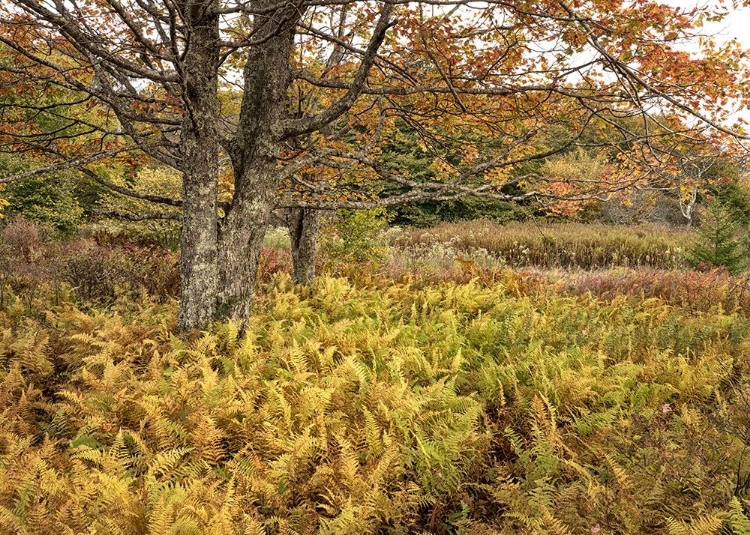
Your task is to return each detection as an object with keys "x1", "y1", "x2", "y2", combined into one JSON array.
[
  {"x1": 710, "y1": 5, "x2": 750, "y2": 46},
  {"x1": 670, "y1": 0, "x2": 750, "y2": 121},
  {"x1": 670, "y1": 0, "x2": 750, "y2": 47}
]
